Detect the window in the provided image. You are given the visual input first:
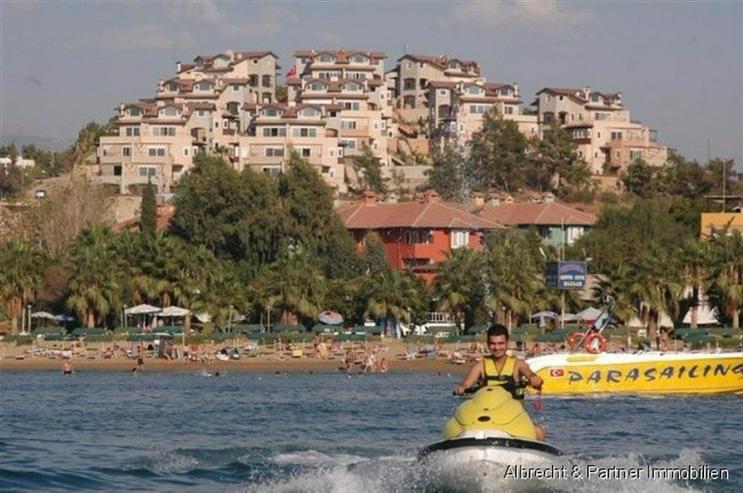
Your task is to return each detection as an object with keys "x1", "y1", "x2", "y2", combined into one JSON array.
[
  {"x1": 183, "y1": 147, "x2": 189, "y2": 156},
  {"x1": 350, "y1": 54, "x2": 368, "y2": 63},
  {"x1": 469, "y1": 104, "x2": 489, "y2": 114},
  {"x1": 341, "y1": 119, "x2": 357, "y2": 130},
  {"x1": 232, "y1": 85, "x2": 240, "y2": 92},
  {"x1": 198, "y1": 110, "x2": 206, "y2": 117},
  {"x1": 403, "y1": 78, "x2": 416, "y2": 90},
  {"x1": 125, "y1": 126, "x2": 140, "y2": 137},
  {"x1": 249, "y1": 75, "x2": 259, "y2": 87},
  {"x1": 113, "y1": 165, "x2": 122, "y2": 176},
  {"x1": 451, "y1": 230, "x2": 469, "y2": 249},
  {"x1": 504, "y1": 106, "x2": 514, "y2": 115},
  {"x1": 559, "y1": 95, "x2": 564, "y2": 101},
  {"x1": 344, "y1": 82, "x2": 362, "y2": 92},
  {"x1": 265, "y1": 147, "x2": 284, "y2": 157},
  {"x1": 630, "y1": 150, "x2": 643, "y2": 161},
  {"x1": 148, "y1": 147, "x2": 166, "y2": 157},
  {"x1": 152, "y1": 126, "x2": 176, "y2": 136},
  {"x1": 611, "y1": 131, "x2": 623, "y2": 140},
  {"x1": 291, "y1": 127, "x2": 317, "y2": 137},
  {"x1": 167, "y1": 83, "x2": 178, "y2": 92},
  {"x1": 299, "y1": 107, "x2": 321, "y2": 118},
  {"x1": 307, "y1": 82, "x2": 328, "y2": 92},
  {"x1": 196, "y1": 81, "x2": 212, "y2": 92},
  {"x1": 262, "y1": 107, "x2": 282, "y2": 117},
  {"x1": 128, "y1": 107, "x2": 141, "y2": 117},
  {"x1": 262, "y1": 75, "x2": 271, "y2": 87},
  {"x1": 318, "y1": 53, "x2": 335, "y2": 63},
  {"x1": 347, "y1": 71, "x2": 366, "y2": 79},
  {"x1": 343, "y1": 101, "x2": 360, "y2": 110},
  {"x1": 159, "y1": 106, "x2": 179, "y2": 117},
  {"x1": 439, "y1": 89, "x2": 448, "y2": 96},
  {"x1": 263, "y1": 127, "x2": 287, "y2": 137},
  {"x1": 122, "y1": 147, "x2": 131, "y2": 157},
  {"x1": 405, "y1": 229, "x2": 432, "y2": 244},
  {"x1": 595, "y1": 113, "x2": 608, "y2": 121},
  {"x1": 138, "y1": 165, "x2": 157, "y2": 177},
  {"x1": 466, "y1": 85, "x2": 483, "y2": 95},
  {"x1": 297, "y1": 147, "x2": 312, "y2": 157},
  {"x1": 339, "y1": 139, "x2": 356, "y2": 150}
]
